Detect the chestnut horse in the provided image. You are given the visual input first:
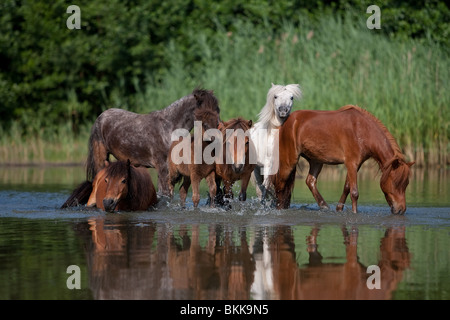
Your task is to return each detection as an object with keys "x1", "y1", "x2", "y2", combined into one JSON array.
[
  {"x1": 168, "y1": 108, "x2": 221, "y2": 208},
  {"x1": 273, "y1": 105, "x2": 414, "y2": 214},
  {"x1": 86, "y1": 160, "x2": 157, "y2": 212},
  {"x1": 215, "y1": 117, "x2": 255, "y2": 202},
  {"x1": 85, "y1": 88, "x2": 220, "y2": 198}
]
